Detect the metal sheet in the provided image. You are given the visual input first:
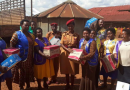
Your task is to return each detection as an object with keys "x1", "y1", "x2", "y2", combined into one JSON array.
[
  {"x1": 47, "y1": 4, "x2": 66, "y2": 18},
  {"x1": 60, "y1": 4, "x2": 73, "y2": 18}
]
